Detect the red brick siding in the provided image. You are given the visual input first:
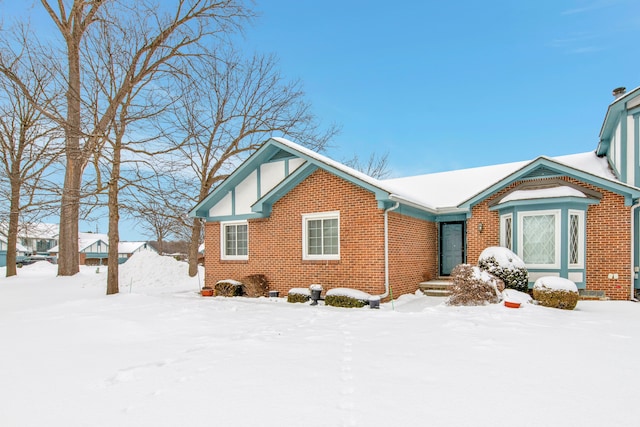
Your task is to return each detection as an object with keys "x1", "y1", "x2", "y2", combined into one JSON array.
[
  {"x1": 388, "y1": 212, "x2": 437, "y2": 296},
  {"x1": 466, "y1": 176, "x2": 631, "y2": 300},
  {"x1": 205, "y1": 169, "x2": 391, "y2": 297}
]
